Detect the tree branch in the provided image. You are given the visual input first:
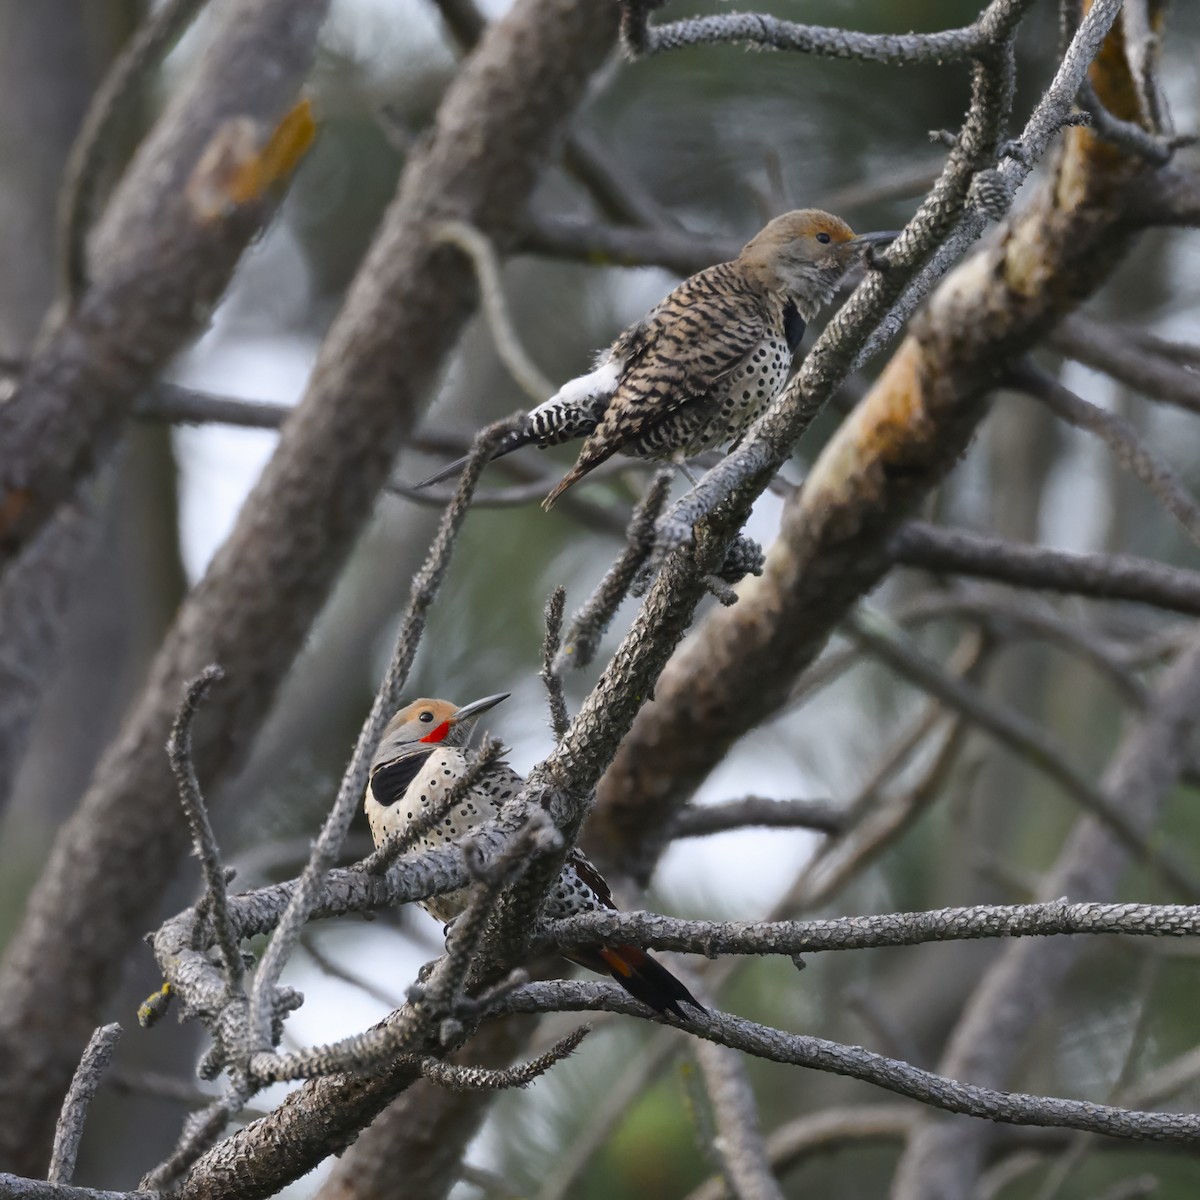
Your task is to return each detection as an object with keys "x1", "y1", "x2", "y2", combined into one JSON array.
[
  {"x1": 47, "y1": 1024, "x2": 122, "y2": 1186},
  {"x1": 670, "y1": 797, "x2": 847, "y2": 839},
  {"x1": 1014, "y1": 361, "x2": 1200, "y2": 549},
  {"x1": 891, "y1": 522, "x2": 1200, "y2": 617},
  {"x1": 539, "y1": 901, "x2": 1200, "y2": 958},
  {"x1": 621, "y1": 0, "x2": 1036, "y2": 65},
  {"x1": 497, "y1": 980, "x2": 1200, "y2": 1142}
]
